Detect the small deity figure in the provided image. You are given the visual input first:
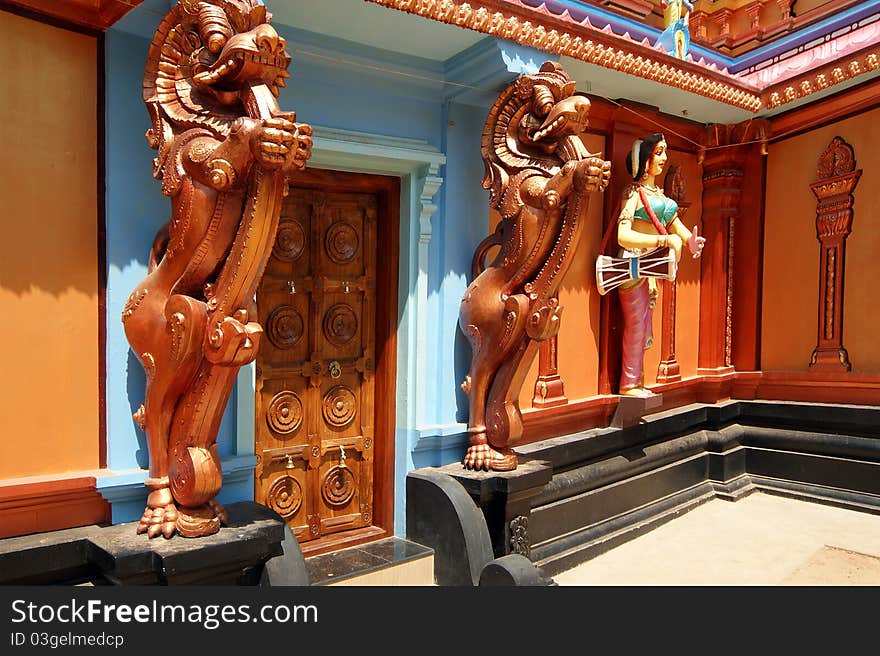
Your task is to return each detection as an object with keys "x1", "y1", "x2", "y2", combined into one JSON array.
[
  {"x1": 614, "y1": 133, "x2": 705, "y2": 397},
  {"x1": 658, "y1": 0, "x2": 695, "y2": 60}
]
